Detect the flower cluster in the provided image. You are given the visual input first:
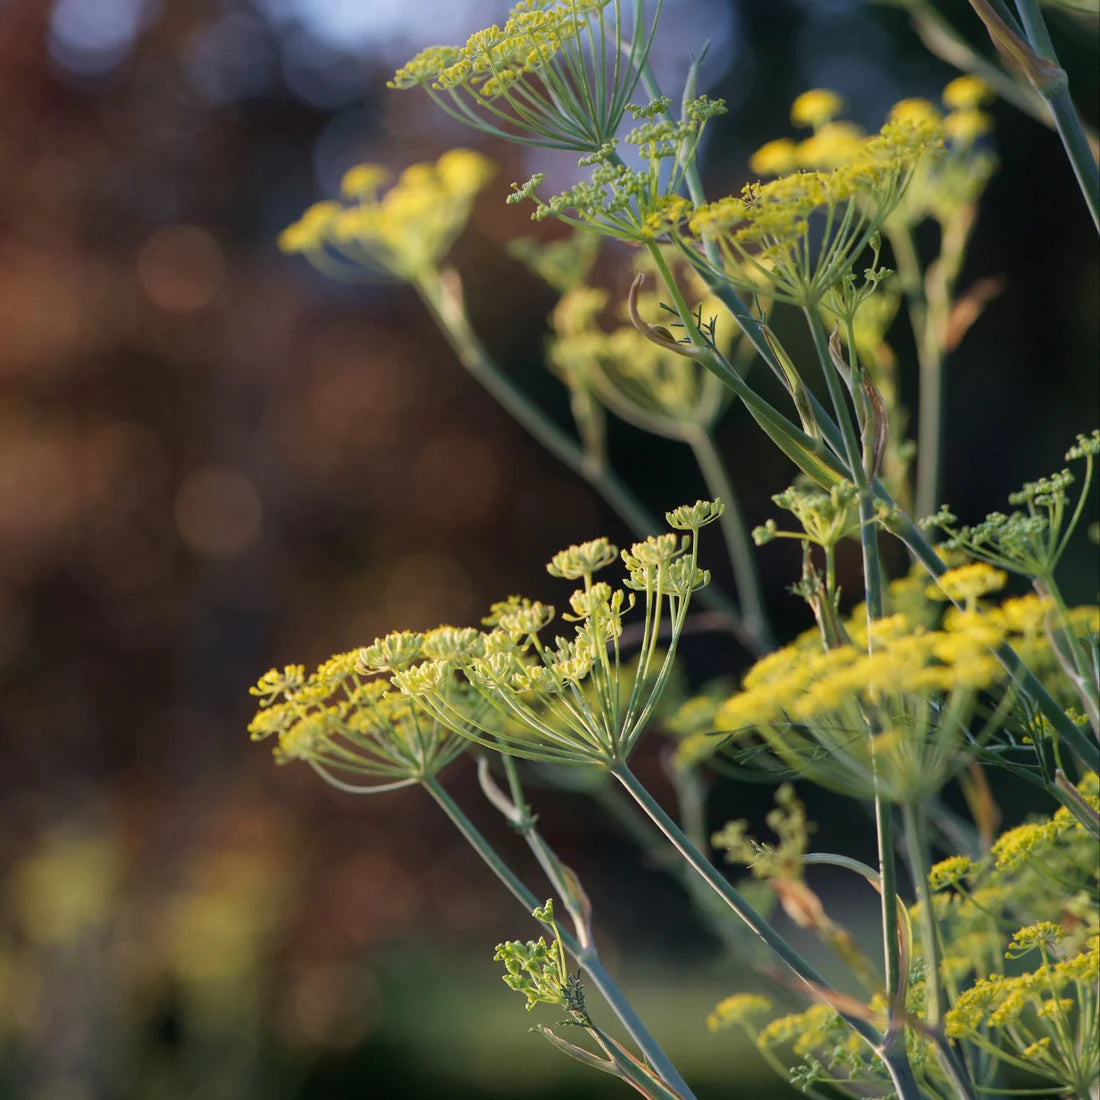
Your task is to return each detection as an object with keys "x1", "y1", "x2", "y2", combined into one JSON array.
[
  {"x1": 278, "y1": 149, "x2": 496, "y2": 281},
  {"x1": 371, "y1": 502, "x2": 722, "y2": 768},
  {"x1": 686, "y1": 93, "x2": 943, "y2": 306},
  {"x1": 546, "y1": 265, "x2": 733, "y2": 437},
  {"x1": 750, "y1": 81, "x2": 995, "y2": 229},
  {"x1": 494, "y1": 900, "x2": 582, "y2": 1013},
  {"x1": 926, "y1": 430, "x2": 1100, "y2": 582},
  {"x1": 247, "y1": 641, "x2": 472, "y2": 792},
  {"x1": 708, "y1": 773, "x2": 1099, "y2": 1097},
  {"x1": 508, "y1": 96, "x2": 726, "y2": 242},
  {"x1": 390, "y1": 0, "x2": 660, "y2": 151},
  {"x1": 671, "y1": 567, "x2": 1065, "y2": 801},
  {"x1": 709, "y1": 970, "x2": 933, "y2": 1095},
  {"x1": 931, "y1": 777, "x2": 1100, "y2": 1095}
]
